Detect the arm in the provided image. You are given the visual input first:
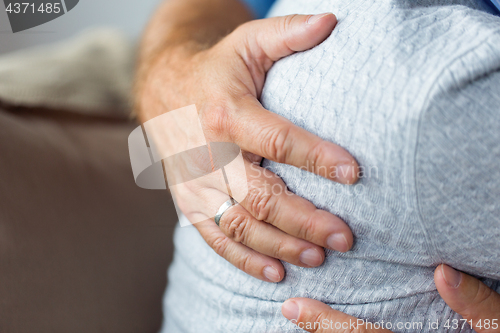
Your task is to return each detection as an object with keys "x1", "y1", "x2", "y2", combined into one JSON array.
[
  {"x1": 137, "y1": 0, "x2": 276, "y2": 85},
  {"x1": 134, "y1": 0, "x2": 359, "y2": 282},
  {"x1": 135, "y1": 0, "x2": 253, "y2": 114}
]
